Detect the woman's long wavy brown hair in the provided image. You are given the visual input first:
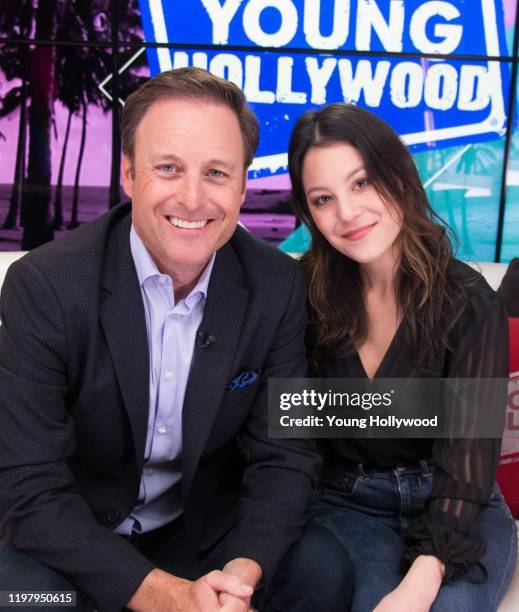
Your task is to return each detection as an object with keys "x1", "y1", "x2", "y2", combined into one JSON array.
[{"x1": 288, "y1": 104, "x2": 469, "y2": 374}]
